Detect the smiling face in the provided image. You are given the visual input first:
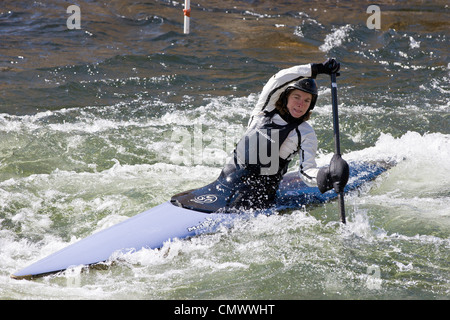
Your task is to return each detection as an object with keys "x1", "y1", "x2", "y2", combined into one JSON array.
[{"x1": 286, "y1": 89, "x2": 312, "y2": 118}]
